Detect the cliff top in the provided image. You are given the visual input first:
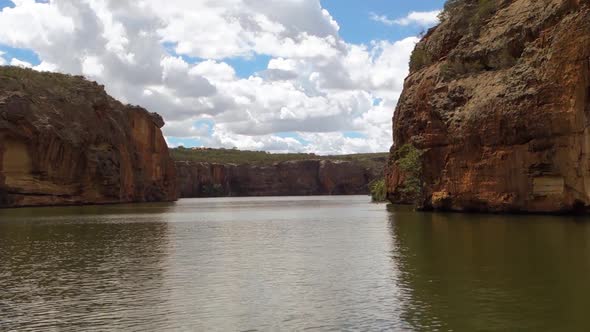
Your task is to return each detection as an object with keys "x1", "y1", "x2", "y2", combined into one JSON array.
[
  {"x1": 0, "y1": 66, "x2": 165, "y2": 128},
  {"x1": 170, "y1": 147, "x2": 388, "y2": 170}
]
